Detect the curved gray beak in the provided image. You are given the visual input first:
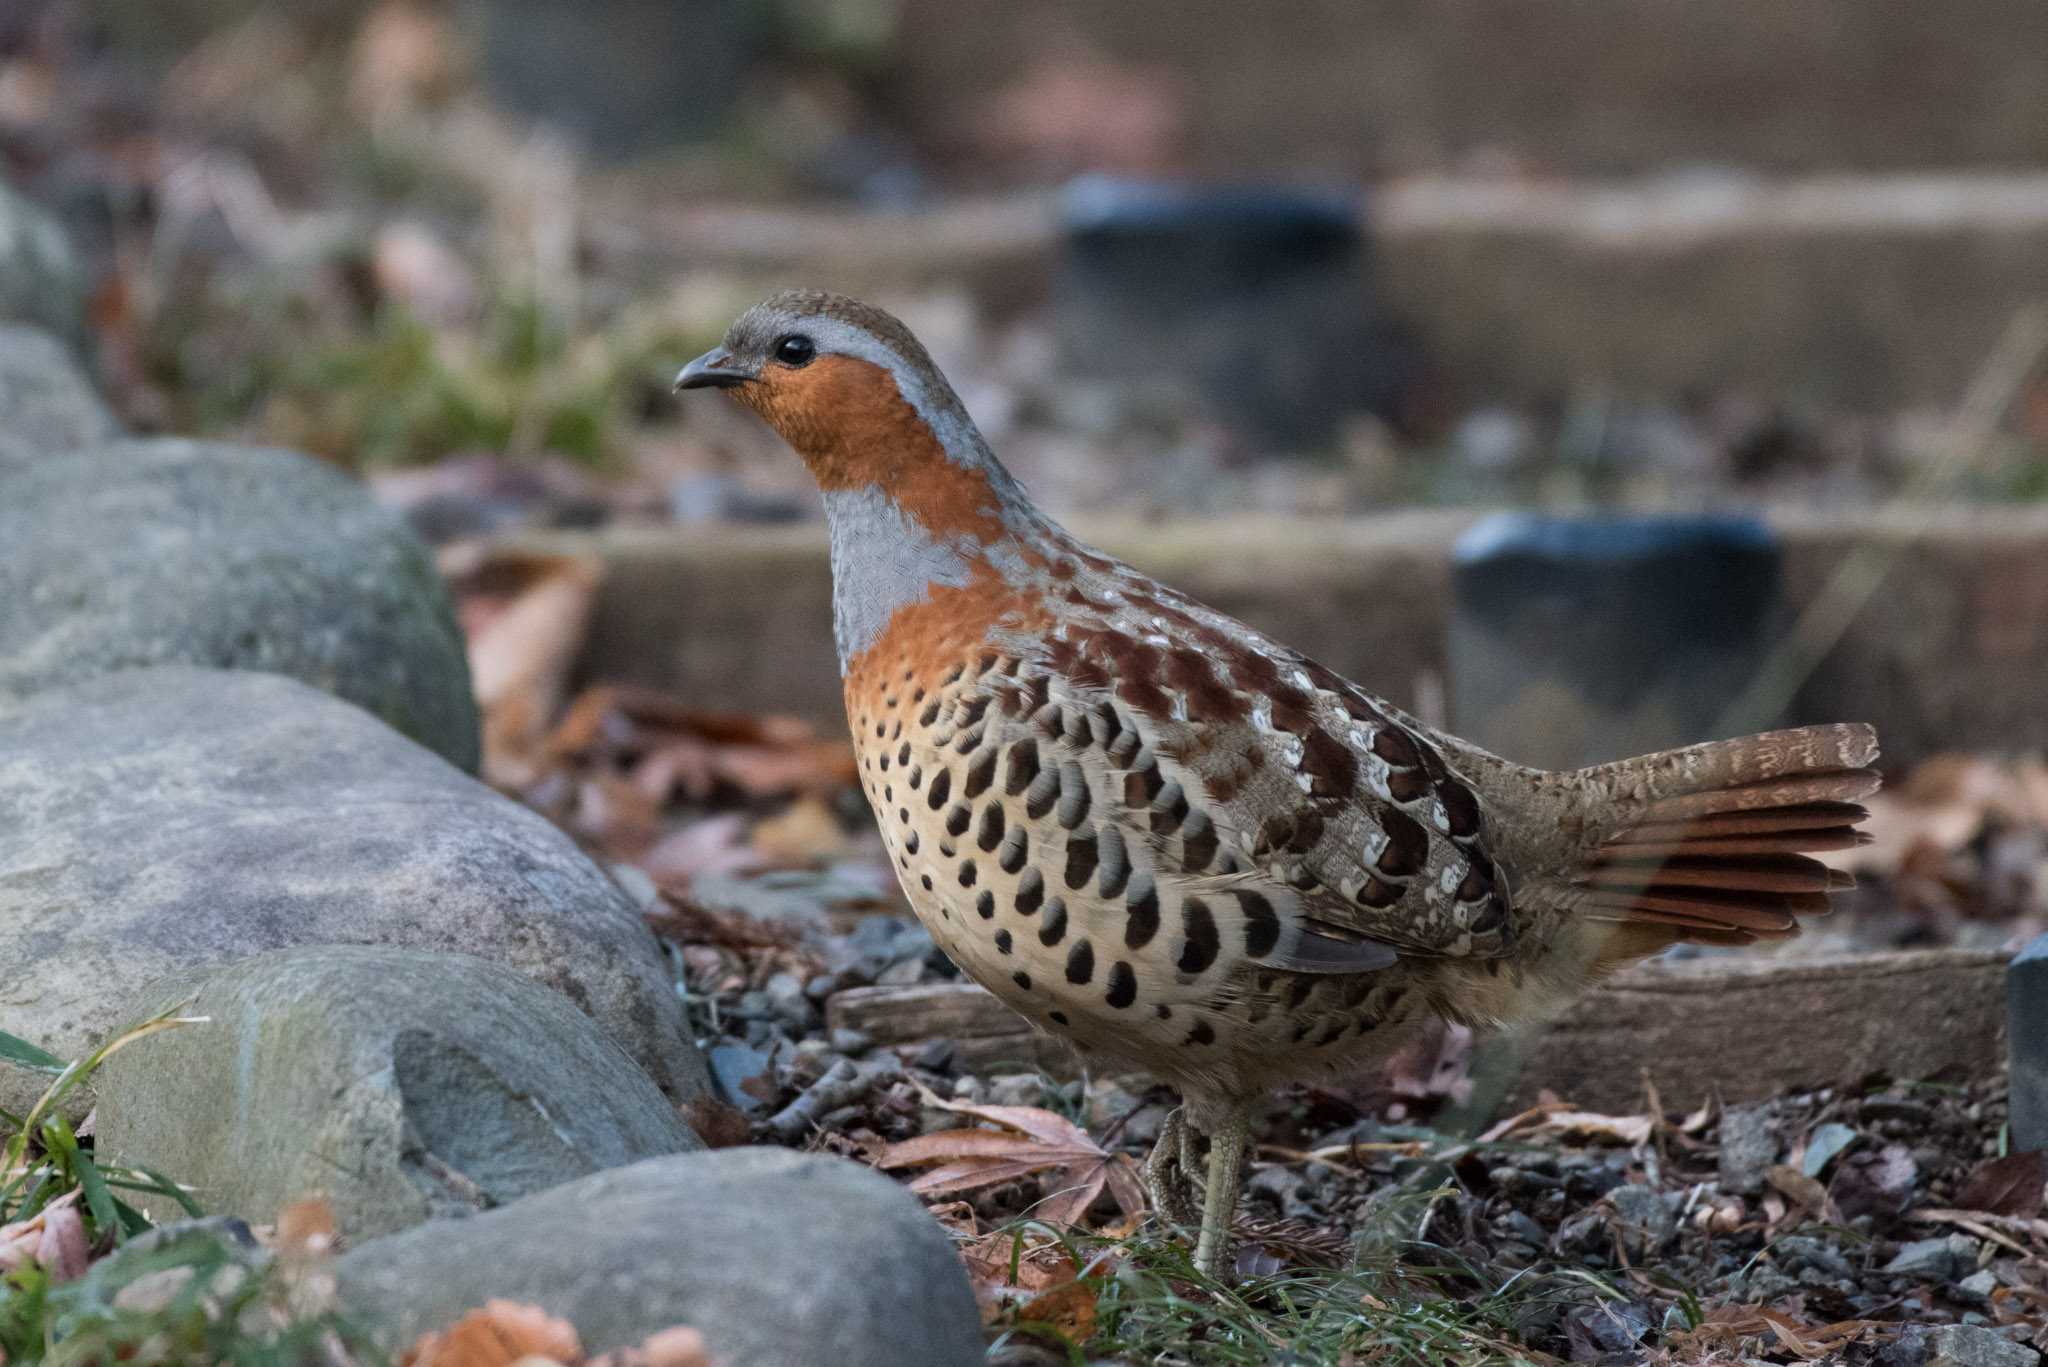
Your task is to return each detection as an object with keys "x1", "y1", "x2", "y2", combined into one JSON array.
[{"x1": 674, "y1": 349, "x2": 754, "y2": 391}]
